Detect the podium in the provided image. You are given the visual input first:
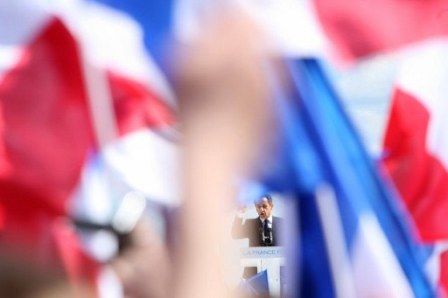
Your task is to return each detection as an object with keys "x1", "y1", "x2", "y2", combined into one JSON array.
[{"x1": 239, "y1": 247, "x2": 285, "y2": 296}]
